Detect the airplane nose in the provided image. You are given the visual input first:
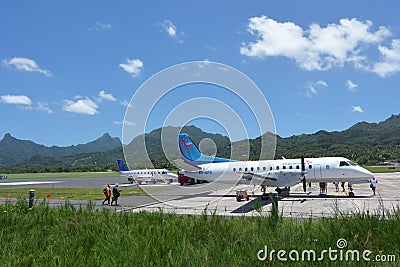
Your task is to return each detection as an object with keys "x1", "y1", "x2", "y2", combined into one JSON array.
[{"x1": 362, "y1": 168, "x2": 374, "y2": 179}]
